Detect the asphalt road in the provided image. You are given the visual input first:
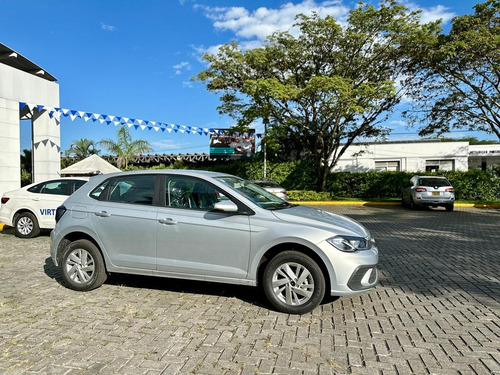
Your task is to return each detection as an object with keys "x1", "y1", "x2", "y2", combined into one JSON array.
[{"x1": 0, "y1": 205, "x2": 499, "y2": 374}]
